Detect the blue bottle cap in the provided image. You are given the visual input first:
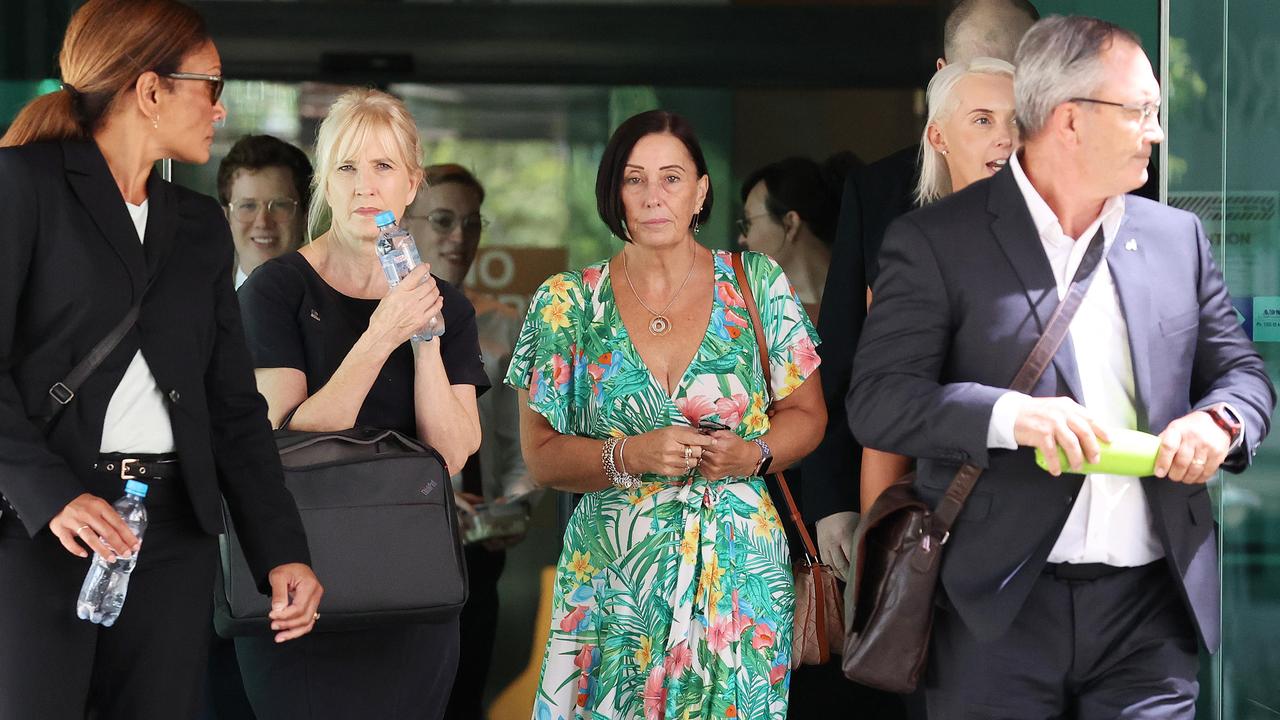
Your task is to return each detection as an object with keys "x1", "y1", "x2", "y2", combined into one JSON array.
[
  {"x1": 124, "y1": 480, "x2": 149, "y2": 498},
  {"x1": 374, "y1": 210, "x2": 396, "y2": 227}
]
